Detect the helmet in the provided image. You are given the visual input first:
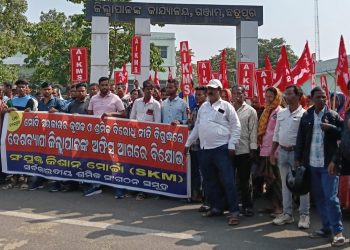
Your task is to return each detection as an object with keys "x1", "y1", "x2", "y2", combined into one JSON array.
[{"x1": 286, "y1": 166, "x2": 310, "y2": 195}]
